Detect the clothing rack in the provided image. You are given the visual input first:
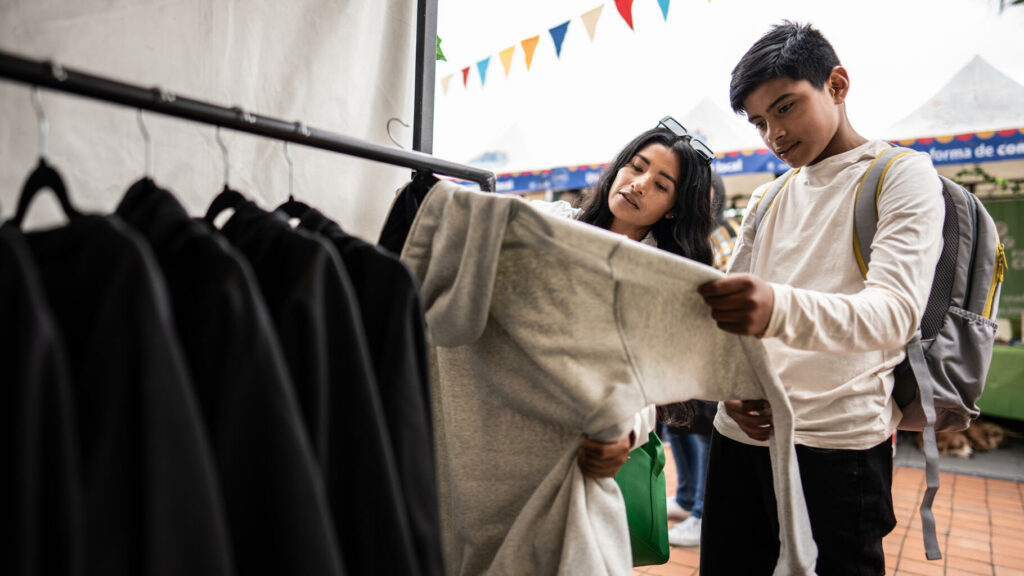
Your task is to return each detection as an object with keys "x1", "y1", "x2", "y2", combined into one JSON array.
[{"x1": 0, "y1": 49, "x2": 496, "y2": 192}]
